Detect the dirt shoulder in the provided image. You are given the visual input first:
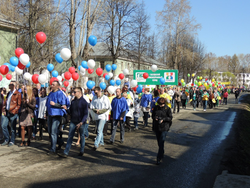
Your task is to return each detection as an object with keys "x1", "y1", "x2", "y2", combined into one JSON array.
[{"x1": 220, "y1": 93, "x2": 250, "y2": 175}]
